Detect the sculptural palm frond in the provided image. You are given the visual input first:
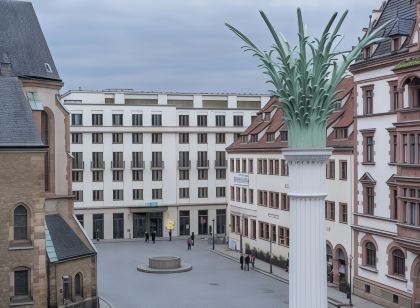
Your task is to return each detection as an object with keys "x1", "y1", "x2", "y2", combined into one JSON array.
[{"x1": 226, "y1": 9, "x2": 390, "y2": 148}]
